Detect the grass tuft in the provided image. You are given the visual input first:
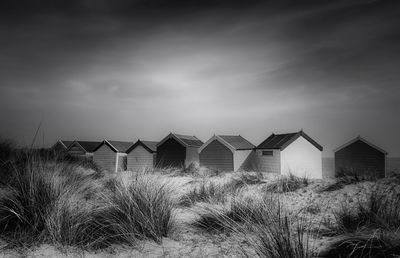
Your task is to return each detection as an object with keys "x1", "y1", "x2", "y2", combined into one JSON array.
[
  {"x1": 179, "y1": 180, "x2": 227, "y2": 207},
  {"x1": 264, "y1": 173, "x2": 309, "y2": 193},
  {"x1": 331, "y1": 188, "x2": 400, "y2": 234},
  {"x1": 93, "y1": 176, "x2": 176, "y2": 247},
  {"x1": 0, "y1": 141, "x2": 176, "y2": 250},
  {"x1": 317, "y1": 172, "x2": 375, "y2": 193},
  {"x1": 180, "y1": 172, "x2": 265, "y2": 207},
  {"x1": 0, "y1": 154, "x2": 95, "y2": 247},
  {"x1": 319, "y1": 231, "x2": 400, "y2": 258},
  {"x1": 192, "y1": 193, "x2": 315, "y2": 257}
]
